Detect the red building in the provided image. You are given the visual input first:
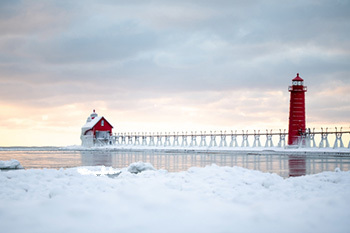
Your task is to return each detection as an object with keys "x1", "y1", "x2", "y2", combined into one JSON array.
[
  {"x1": 288, "y1": 73, "x2": 307, "y2": 145},
  {"x1": 81, "y1": 110, "x2": 114, "y2": 147}
]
